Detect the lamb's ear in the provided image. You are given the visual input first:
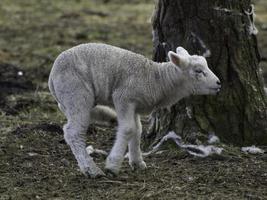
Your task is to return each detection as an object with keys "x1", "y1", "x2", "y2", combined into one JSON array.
[
  {"x1": 168, "y1": 51, "x2": 189, "y2": 69},
  {"x1": 176, "y1": 46, "x2": 190, "y2": 57}
]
